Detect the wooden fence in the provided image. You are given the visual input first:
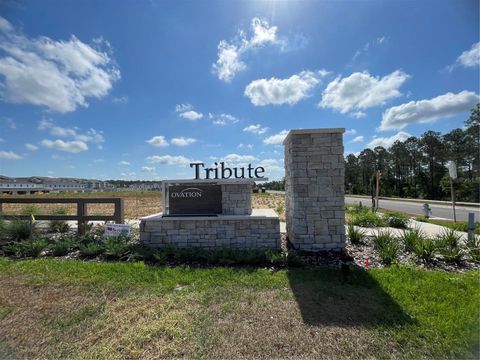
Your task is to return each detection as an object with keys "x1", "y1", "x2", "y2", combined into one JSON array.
[{"x1": 0, "y1": 198, "x2": 124, "y2": 235}]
